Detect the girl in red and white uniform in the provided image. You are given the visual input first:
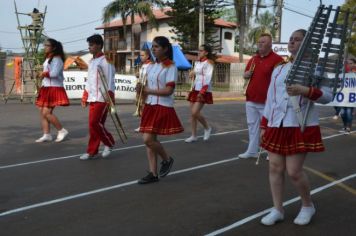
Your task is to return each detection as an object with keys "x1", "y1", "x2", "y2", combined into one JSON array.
[
  {"x1": 137, "y1": 36, "x2": 184, "y2": 184},
  {"x1": 260, "y1": 29, "x2": 333, "y2": 226},
  {"x1": 80, "y1": 34, "x2": 116, "y2": 160},
  {"x1": 134, "y1": 49, "x2": 153, "y2": 132},
  {"x1": 185, "y1": 45, "x2": 214, "y2": 143},
  {"x1": 35, "y1": 38, "x2": 69, "y2": 143}
]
